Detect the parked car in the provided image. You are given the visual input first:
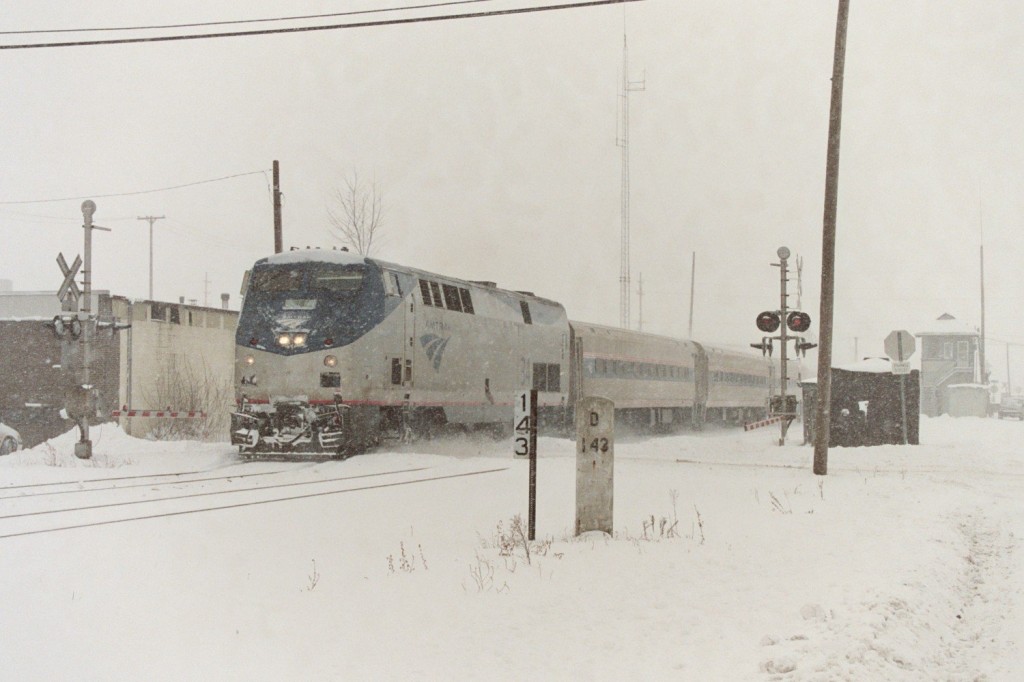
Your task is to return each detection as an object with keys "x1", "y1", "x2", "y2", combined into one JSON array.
[
  {"x1": 998, "y1": 396, "x2": 1024, "y2": 420},
  {"x1": 0, "y1": 420, "x2": 22, "y2": 455}
]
